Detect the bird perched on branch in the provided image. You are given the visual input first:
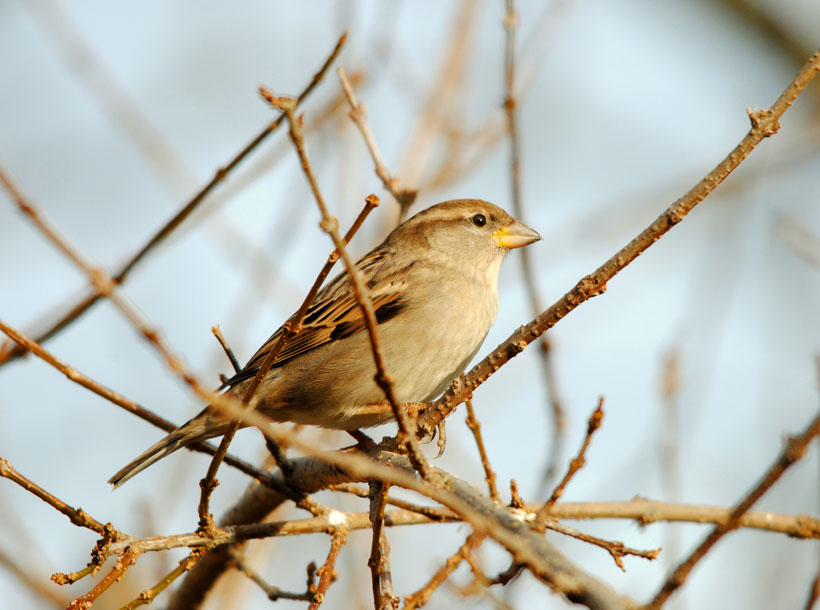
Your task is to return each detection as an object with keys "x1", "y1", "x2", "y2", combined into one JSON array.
[{"x1": 109, "y1": 199, "x2": 540, "y2": 488}]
